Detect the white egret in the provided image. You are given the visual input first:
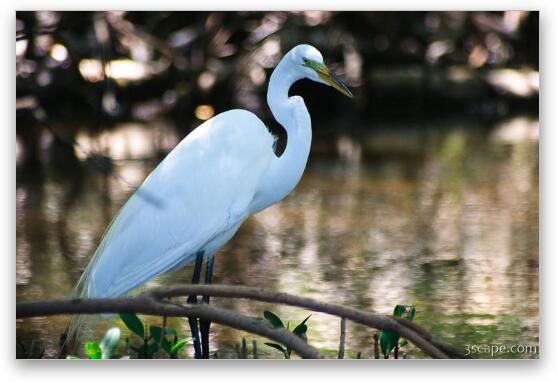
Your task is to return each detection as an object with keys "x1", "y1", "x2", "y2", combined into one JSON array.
[{"x1": 73, "y1": 44, "x2": 352, "y2": 358}]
